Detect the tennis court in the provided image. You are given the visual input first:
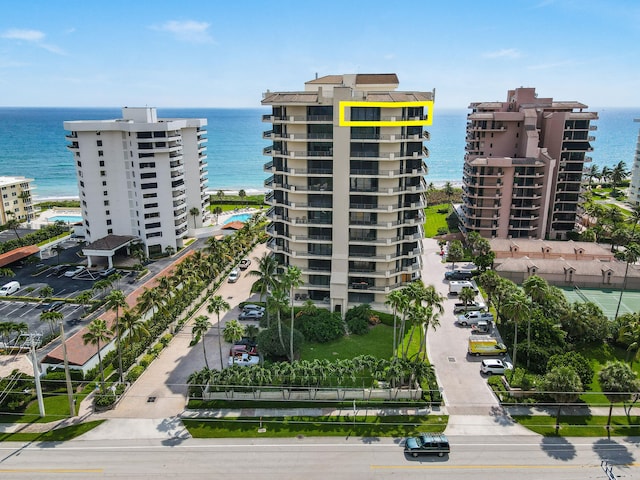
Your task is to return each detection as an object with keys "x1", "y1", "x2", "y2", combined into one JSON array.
[{"x1": 558, "y1": 286, "x2": 640, "y2": 319}]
